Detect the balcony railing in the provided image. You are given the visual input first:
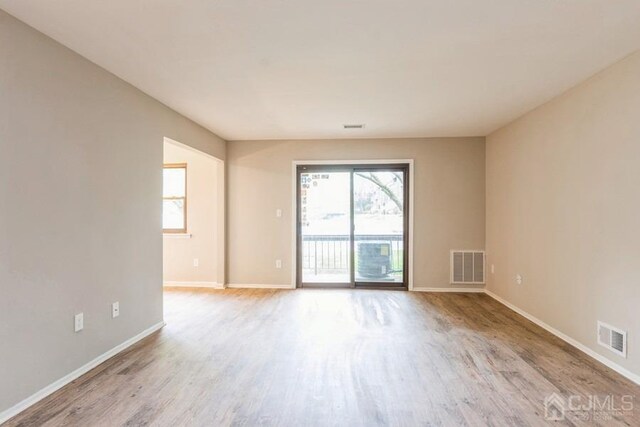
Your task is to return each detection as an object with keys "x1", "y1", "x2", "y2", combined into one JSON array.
[{"x1": 301, "y1": 234, "x2": 403, "y2": 275}]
